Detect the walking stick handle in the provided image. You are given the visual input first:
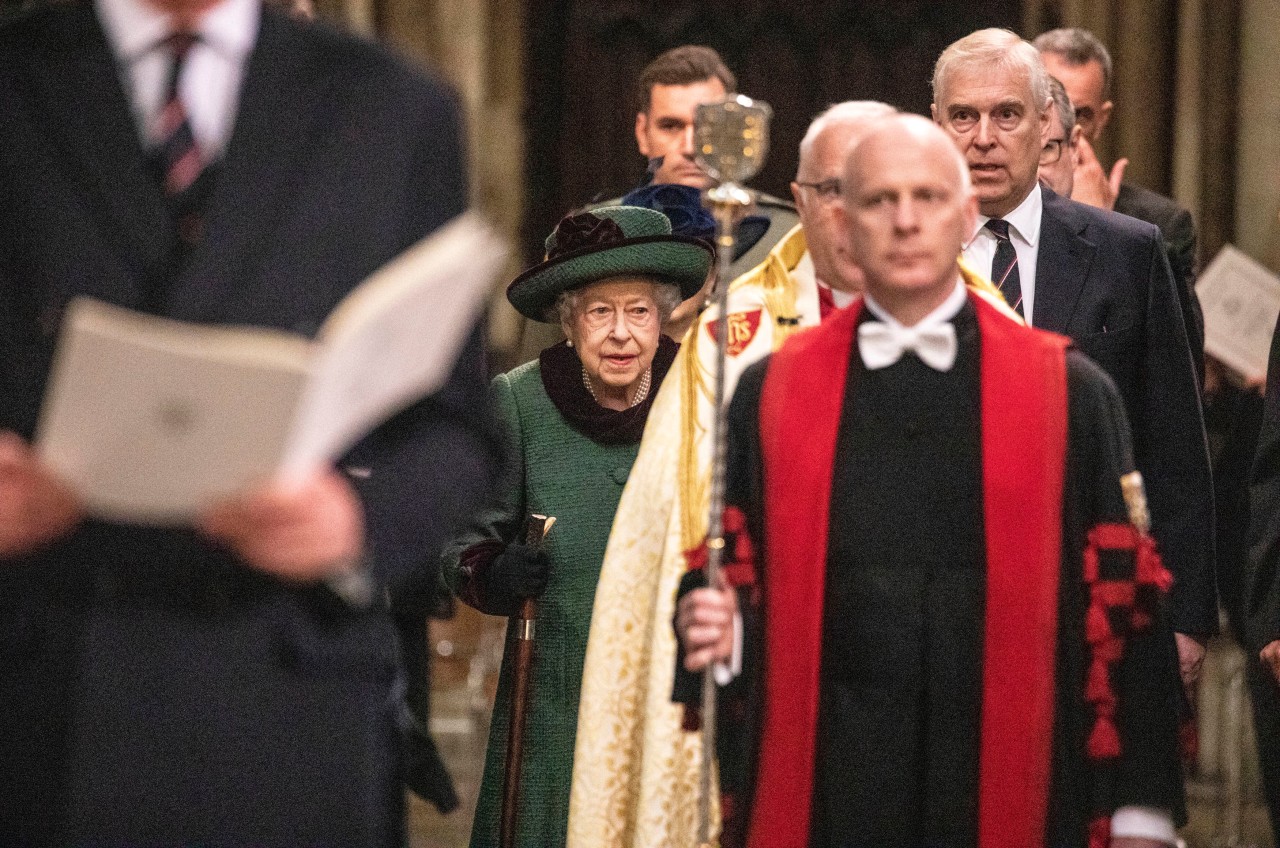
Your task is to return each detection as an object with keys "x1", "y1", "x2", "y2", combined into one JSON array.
[{"x1": 499, "y1": 514, "x2": 555, "y2": 848}]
